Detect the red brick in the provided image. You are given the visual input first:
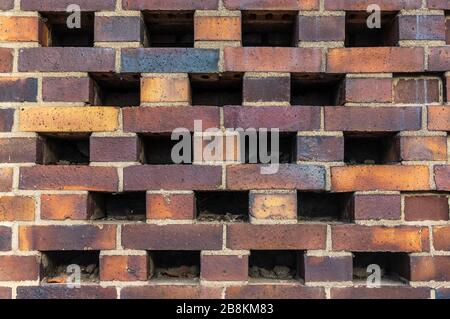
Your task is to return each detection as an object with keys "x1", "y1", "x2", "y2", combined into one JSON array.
[
  {"x1": 0, "y1": 287, "x2": 11, "y2": 299},
  {"x1": 433, "y1": 226, "x2": 450, "y2": 250},
  {"x1": 42, "y1": 77, "x2": 93, "y2": 103},
  {"x1": 0, "y1": 138, "x2": 39, "y2": 163},
  {"x1": 428, "y1": 47, "x2": 450, "y2": 71},
  {"x1": 123, "y1": 0, "x2": 219, "y2": 10},
  {"x1": 345, "y1": 78, "x2": 392, "y2": 103},
  {"x1": 331, "y1": 287, "x2": 430, "y2": 299},
  {"x1": 224, "y1": 47, "x2": 322, "y2": 72},
  {"x1": 0, "y1": 226, "x2": 11, "y2": 251},
  {"x1": 398, "y1": 15, "x2": 446, "y2": 40},
  {"x1": 243, "y1": 77, "x2": 290, "y2": 104},
  {"x1": 121, "y1": 224, "x2": 223, "y2": 250},
  {"x1": 0, "y1": 0, "x2": 13, "y2": 10},
  {"x1": 447, "y1": 77, "x2": 450, "y2": 101},
  {"x1": 19, "y1": 225, "x2": 116, "y2": 251},
  {"x1": 410, "y1": 256, "x2": 450, "y2": 281},
  {"x1": 90, "y1": 136, "x2": 139, "y2": 162},
  {"x1": 21, "y1": 0, "x2": 116, "y2": 11},
  {"x1": 40, "y1": 194, "x2": 92, "y2": 220},
  {"x1": 226, "y1": 284, "x2": 325, "y2": 299},
  {"x1": 17, "y1": 286, "x2": 117, "y2": 299},
  {"x1": 121, "y1": 285, "x2": 222, "y2": 299},
  {"x1": 201, "y1": 255, "x2": 248, "y2": 281},
  {"x1": 428, "y1": 106, "x2": 450, "y2": 131},
  {"x1": 297, "y1": 136, "x2": 344, "y2": 162},
  {"x1": 0, "y1": 77, "x2": 37, "y2": 102},
  {"x1": 100, "y1": 255, "x2": 148, "y2": 281},
  {"x1": 0, "y1": 168, "x2": 12, "y2": 192},
  {"x1": 0, "y1": 109, "x2": 13, "y2": 132},
  {"x1": 325, "y1": 107, "x2": 421, "y2": 132},
  {"x1": 224, "y1": 0, "x2": 319, "y2": 10},
  {"x1": 327, "y1": 48, "x2": 424, "y2": 73},
  {"x1": 301, "y1": 255, "x2": 353, "y2": 282},
  {"x1": 332, "y1": 225, "x2": 429, "y2": 252},
  {"x1": 435, "y1": 165, "x2": 450, "y2": 191},
  {"x1": 447, "y1": 18, "x2": 450, "y2": 44},
  {"x1": 95, "y1": 16, "x2": 143, "y2": 42},
  {"x1": 428, "y1": 0, "x2": 450, "y2": 9},
  {"x1": 0, "y1": 256, "x2": 39, "y2": 281},
  {"x1": 400, "y1": 136, "x2": 447, "y2": 161},
  {"x1": 227, "y1": 224, "x2": 326, "y2": 250},
  {"x1": 394, "y1": 78, "x2": 440, "y2": 104},
  {"x1": 0, "y1": 48, "x2": 13, "y2": 72},
  {"x1": 147, "y1": 193, "x2": 194, "y2": 220},
  {"x1": 298, "y1": 16, "x2": 345, "y2": 41},
  {"x1": 0, "y1": 196, "x2": 35, "y2": 221},
  {"x1": 353, "y1": 194, "x2": 401, "y2": 220},
  {"x1": 405, "y1": 196, "x2": 449, "y2": 221},
  {"x1": 19, "y1": 166, "x2": 119, "y2": 192},
  {"x1": 324, "y1": 0, "x2": 421, "y2": 10}
]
